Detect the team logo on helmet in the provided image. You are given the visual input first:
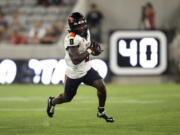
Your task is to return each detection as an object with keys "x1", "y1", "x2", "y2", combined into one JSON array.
[{"x1": 68, "y1": 17, "x2": 74, "y2": 23}]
